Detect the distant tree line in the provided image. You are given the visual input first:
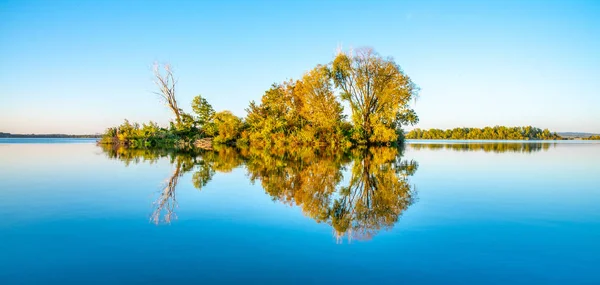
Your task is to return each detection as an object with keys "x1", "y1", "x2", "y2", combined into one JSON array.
[
  {"x1": 405, "y1": 126, "x2": 562, "y2": 140},
  {"x1": 100, "y1": 47, "x2": 420, "y2": 149},
  {"x1": 583, "y1": 135, "x2": 600, "y2": 140},
  {"x1": 0, "y1": 132, "x2": 100, "y2": 138}
]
